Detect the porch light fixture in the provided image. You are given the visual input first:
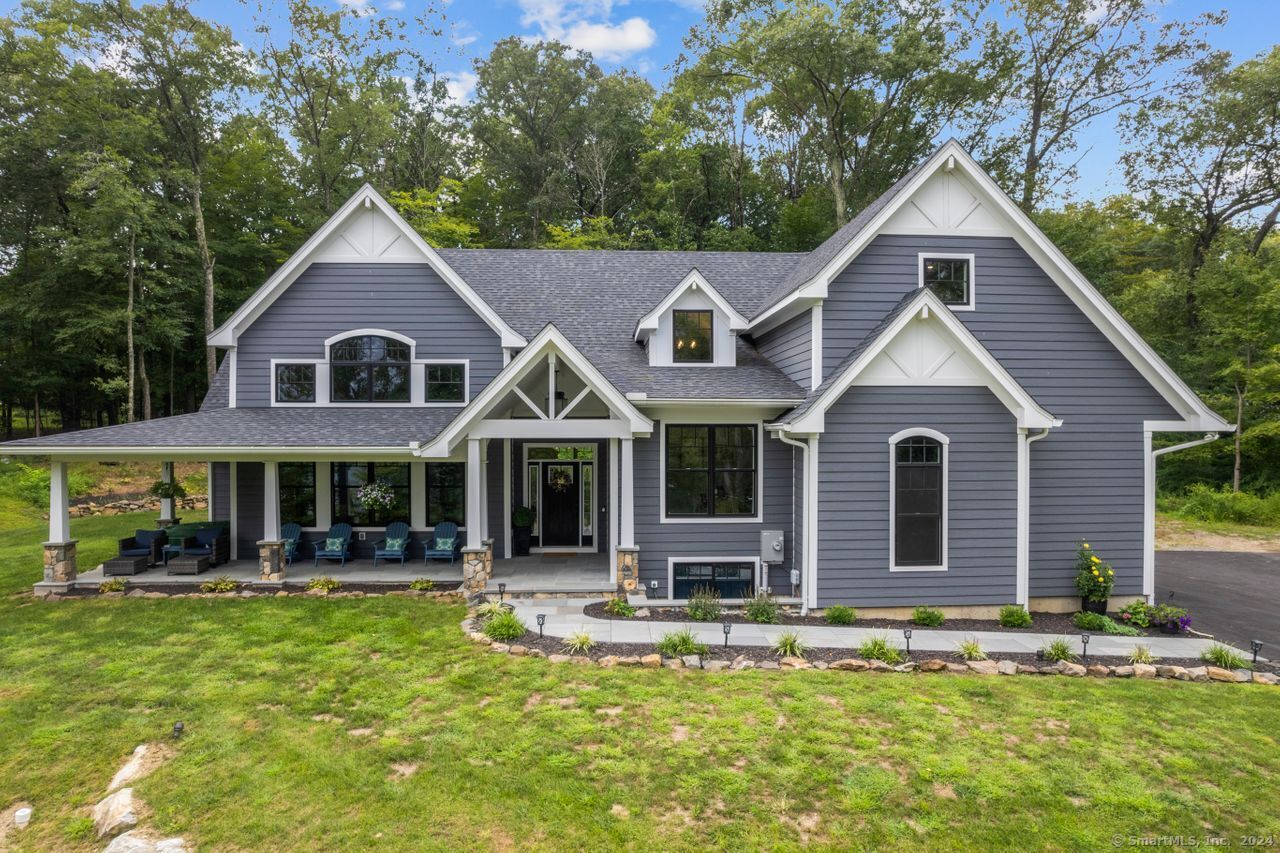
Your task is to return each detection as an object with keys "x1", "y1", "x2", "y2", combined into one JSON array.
[
  {"x1": 537, "y1": 613, "x2": 546, "y2": 638},
  {"x1": 1080, "y1": 634, "x2": 1090, "y2": 664},
  {"x1": 1252, "y1": 640, "x2": 1263, "y2": 667},
  {"x1": 498, "y1": 582, "x2": 506, "y2": 602},
  {"x1": 902, "y1": 627, "x2": 912, "y2": 655},
  {"x1": 172, "y1": 721, "x2": 184, "y2": 740},
  {"x1": 722, "y1": 621, "x2": 731, "y2": 648}
]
